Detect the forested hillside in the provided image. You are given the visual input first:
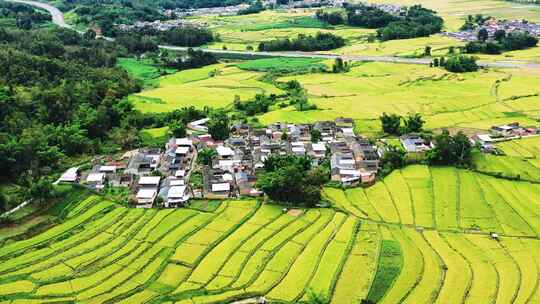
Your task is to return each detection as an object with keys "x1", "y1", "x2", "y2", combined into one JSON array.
[{"x1": 0, "y1": 22, "x2": 140, "y2": 183}]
